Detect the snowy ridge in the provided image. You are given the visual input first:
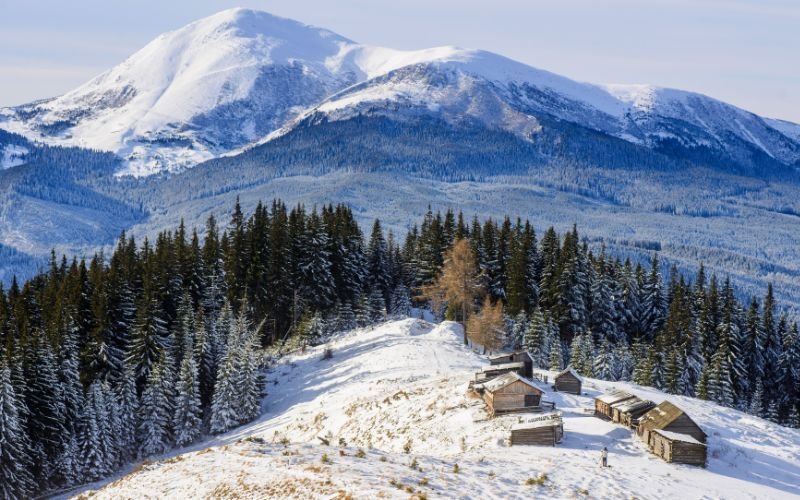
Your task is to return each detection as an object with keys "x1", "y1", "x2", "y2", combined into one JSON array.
[
  {"x1": 73, "y1": 319, "x2": 800, "y2": 499},
  {"x1": 2, "y1": 8, "x2": 799, "y2": 176}
]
